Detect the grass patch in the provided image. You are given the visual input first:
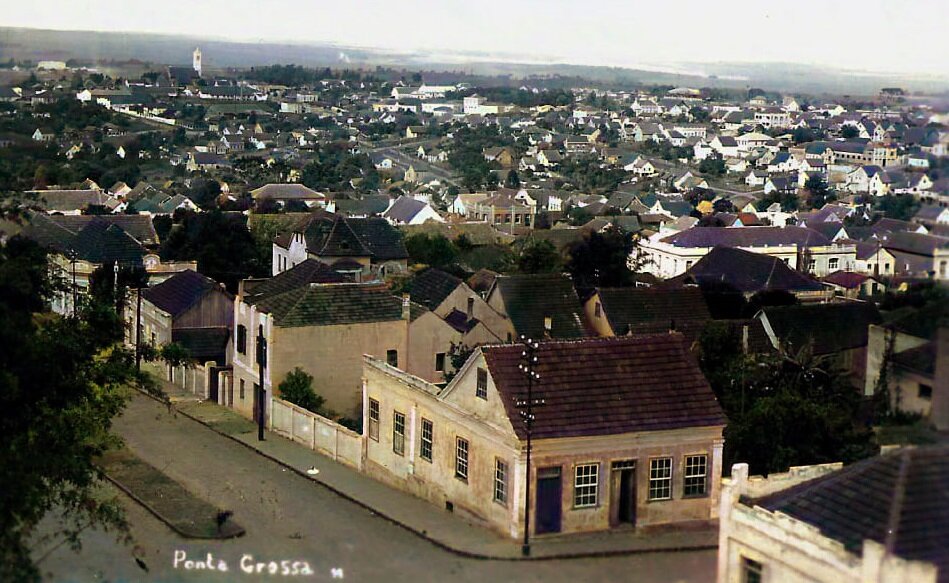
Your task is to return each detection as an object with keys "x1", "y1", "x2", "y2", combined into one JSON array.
[{"x1": 99, "y1": 448, "x2": 244, "y2": 539}]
